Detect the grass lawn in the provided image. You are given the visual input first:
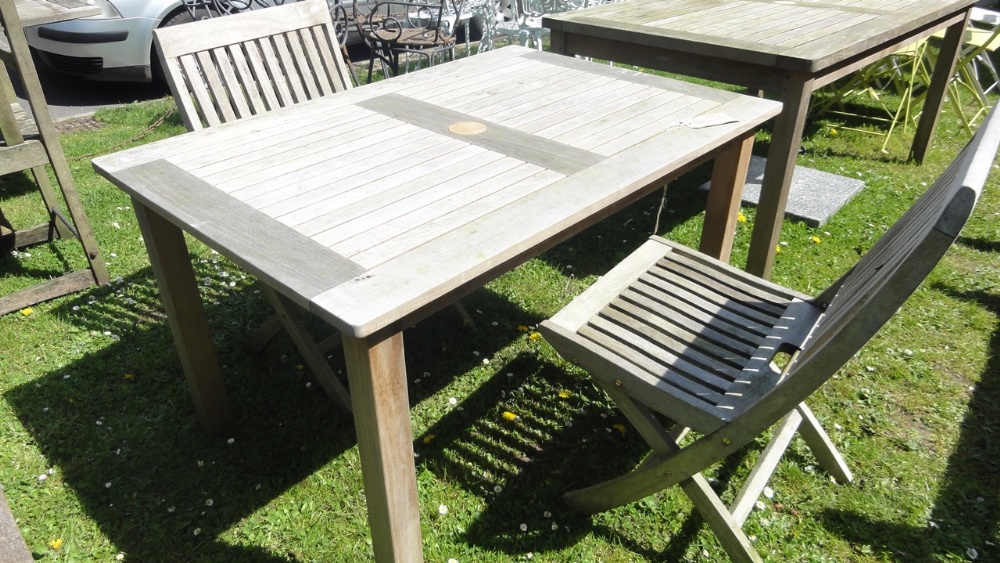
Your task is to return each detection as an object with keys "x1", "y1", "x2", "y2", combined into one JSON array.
[{"x1": 1, "y1": 59, "x2": 999, "y2": 562}]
